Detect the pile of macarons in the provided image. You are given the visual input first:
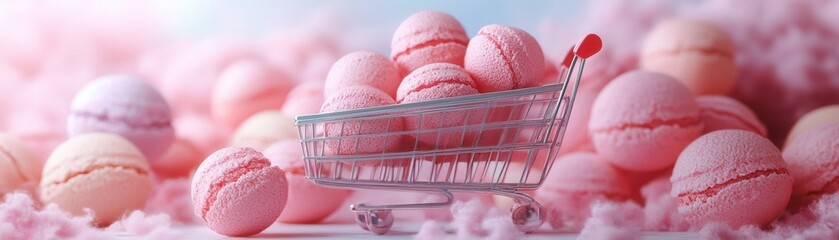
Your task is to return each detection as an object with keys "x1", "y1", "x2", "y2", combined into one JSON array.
[
  {"x1": 534, "y1": 18, "x2": 839, "y2": 232},
  {"x1": 320, "y1": 10, "x2": 554, "y2": 155}
]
